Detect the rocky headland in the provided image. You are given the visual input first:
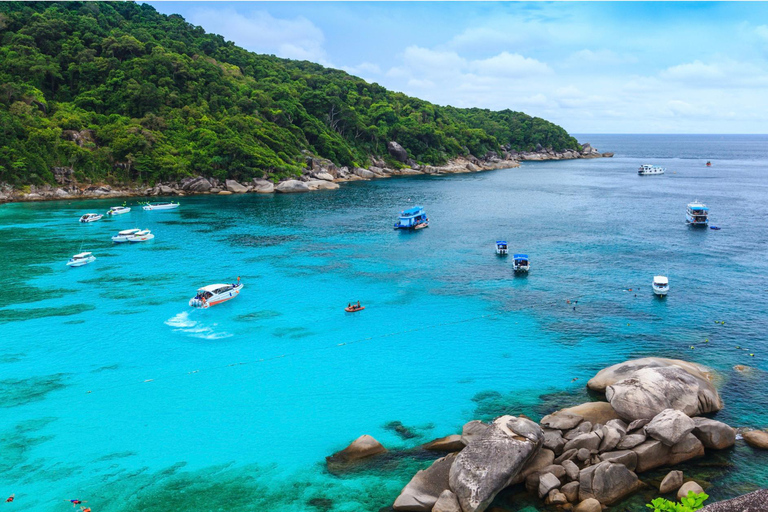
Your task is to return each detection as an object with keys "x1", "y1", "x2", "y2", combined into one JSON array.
[
  {"x1": 0, "y1": 141, "x2": 612, "y2": 204},
  {"x1": 325, "y1": 357, "x2": 766, "y2": 512}
]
